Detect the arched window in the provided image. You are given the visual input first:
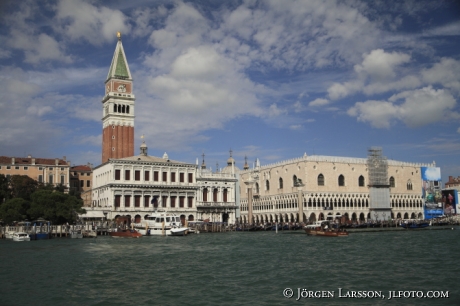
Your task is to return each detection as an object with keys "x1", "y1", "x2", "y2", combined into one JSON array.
[
  {"x1": 279, "y1": 177, "x2": 283, "y2": 189},
  {"x1": 266, "y1": 180, "x2": 270, "y2": 191},
  {"x1": 203, "y1": 188, "x2": 208, "y2": 202},
  {"x1": 114, "y1": 104, "x2": 117, "y2": 113},
  {"x1": 389, "y1": 177, "x2": 395, "y2": 188},
  {"x1": 126, "y1": 105, "x2": 130, "y2": 114},
  {"x1": 318, "y1": 174, "x2": 324, "y2": 186},
  {"x1": 358, "y1": 175, "x2": 365, "y2": 187},
  {"x1": 118, "y1": 104, "x2": 121, "y2": 113},
  {"x1": 122, "y1": 105, "x2": 126, "y2": 113},
  {"x1": 407, "y1": 180, "x2": 412, "y2": 191},
  {"x1": 223, "y1": 189, "x2": 227, "y2": 202},
  {"x1": 255, "y1": 183, "x2": 259, "y2": 194},
  {"x1": 338, "y1": 175, "x2": 345, "y2": 186},
  {"x1": 213, "y1": 188, "x2": 218, "y2": 202},
  {"x1": 293, "y1": 175, "x2": 297, "y2": 187}
]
